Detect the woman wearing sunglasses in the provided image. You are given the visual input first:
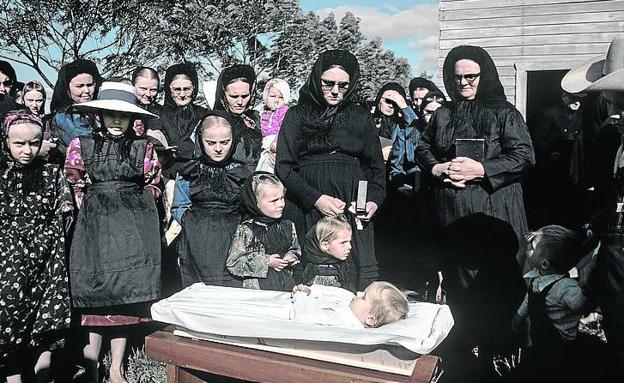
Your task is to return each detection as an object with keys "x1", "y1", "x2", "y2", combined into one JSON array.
[
  {"x1": 276, "y1": 50, "x2": 386, "y2": 292},
  {"x1": 415, "y1": 45, "x2": 535, "y2": 272}
]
